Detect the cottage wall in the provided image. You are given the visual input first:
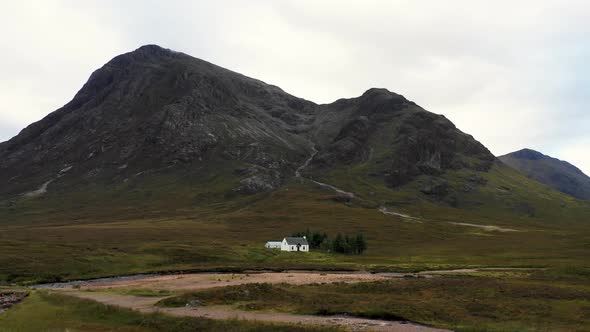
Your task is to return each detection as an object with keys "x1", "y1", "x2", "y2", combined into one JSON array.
[{"x1": 281, "y1": 239, "x2": 290, "y2": 251}]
